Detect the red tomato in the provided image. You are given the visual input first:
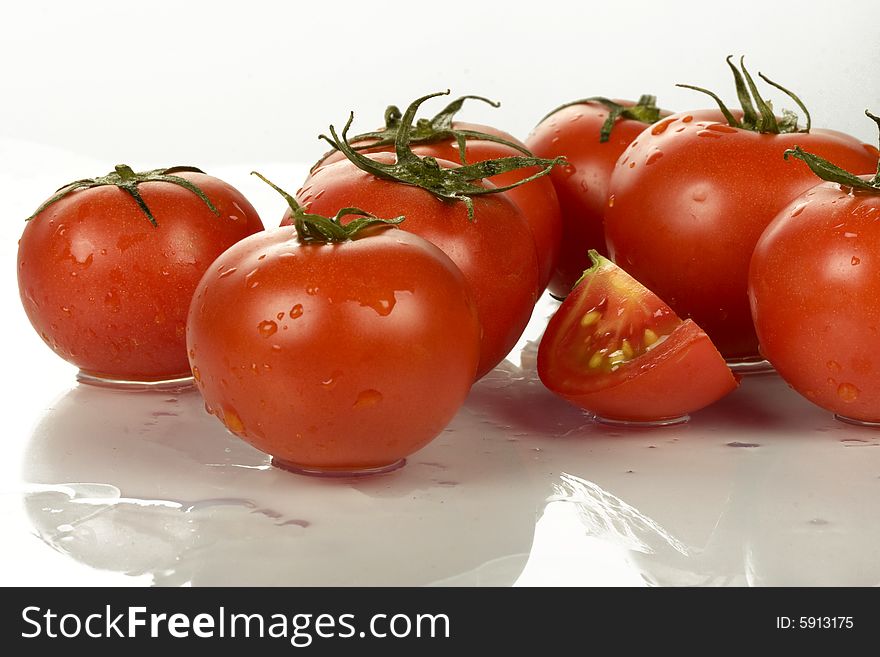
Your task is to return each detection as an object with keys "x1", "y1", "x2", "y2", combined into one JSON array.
[
  {"x1": 17, "y1": 166, "x2": 263, "y2": 384},
  {"x1": 526, "y1": 97, "x2": 667, "y2": 298},
  {"x1": 187, "y1": 222, "x2": 481, "y2": 474},
  {"x1": 538, "y1": 252, "x2": 737, "y2": 423},
  {"x1": 604, "y1": 110, "x2": 879, "y2": 361},
  {"x1": 750, "y1": 168, "x2": 880, "y2": 422},
  {"x1": 315, "y1": 121, "x2": 561, "y2": 292},
  {"x1": 294, "y1": 151, "x2": 540, "y2": 380}
]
